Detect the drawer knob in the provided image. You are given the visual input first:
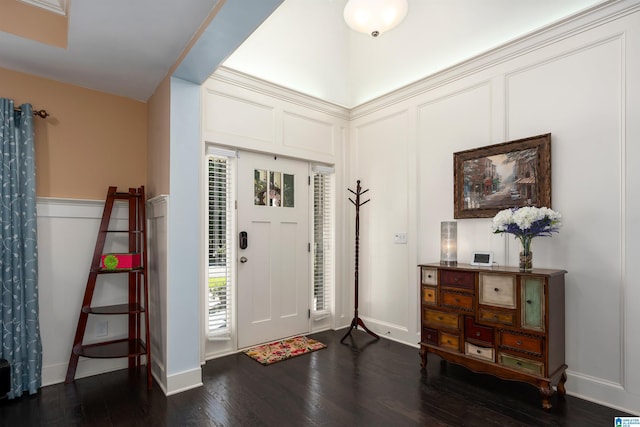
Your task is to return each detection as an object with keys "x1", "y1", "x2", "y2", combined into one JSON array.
[
  {"x1": 428, "y1": 274, "x2": 432, "y2": 278},
  {"x1": 526, "y1": 299, "x2": 533, "y2": 304},
  {"x1": 516, "y1": 340, "x2": 522, "y2": 346},
  {"x1": 494, "y1": 287, "x2": 500, "y2": 292},
  {"x1": 476, "y1": 349, "x2": 482, "y2": 354},
  {"x1": 475, "y1": 332, "x2": 481, "y2": 337},
  {"x1": 493, "y1": 315, "x2": 499, "y2": 319},
  {"x1": 517, "y1": 361, "x2": 523, "y2": 366},
  {"x1": 455, "y1": 298, "x2": 460, "y2": 302},
  {"x1": 438, "y1": 316, "x2": 443, "y2": 320}
]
